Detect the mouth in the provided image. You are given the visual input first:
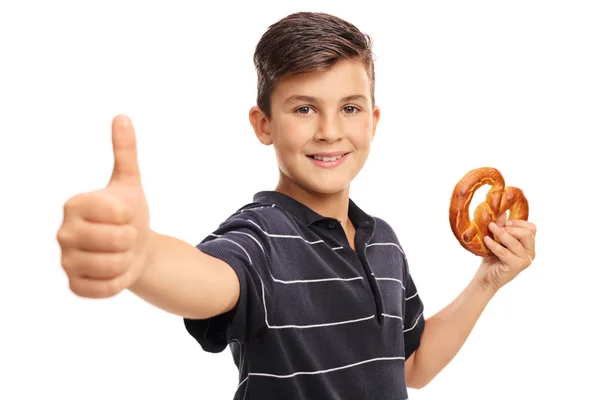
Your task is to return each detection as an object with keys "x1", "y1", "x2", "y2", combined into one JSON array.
[
  {"x1": 306, "y1": 152, "x2": 350, "y2": 167},
  {"x1": 306, "y1": 152, "x2": 349, "y2": 162}
]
